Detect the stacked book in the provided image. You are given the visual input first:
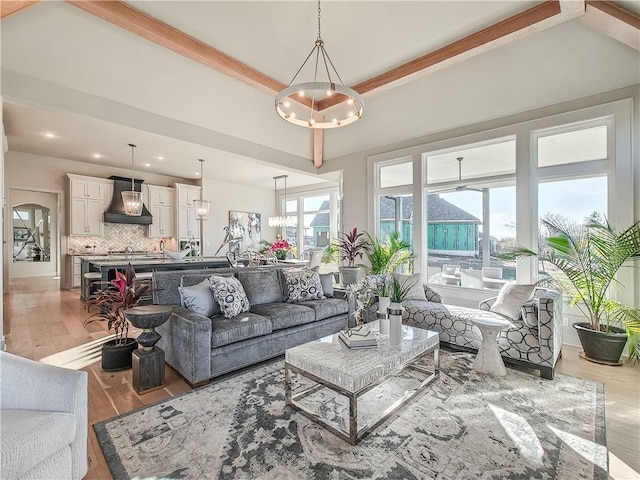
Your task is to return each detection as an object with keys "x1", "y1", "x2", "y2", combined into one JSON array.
[{"x1": 338, "y1": 326, "x2": 378, "y2": 349}]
